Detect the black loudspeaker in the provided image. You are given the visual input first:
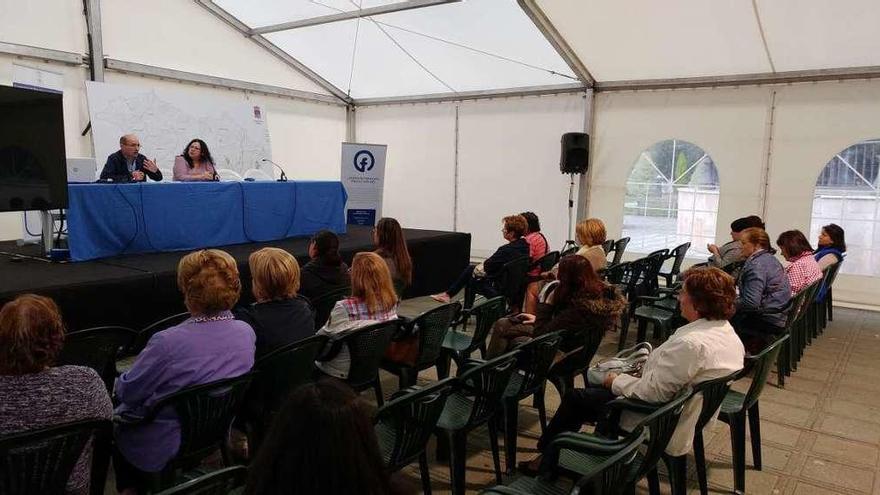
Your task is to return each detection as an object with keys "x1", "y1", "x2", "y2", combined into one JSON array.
[{"x1": 560, "y1": 132, "x2": 589, "y2": 174}]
